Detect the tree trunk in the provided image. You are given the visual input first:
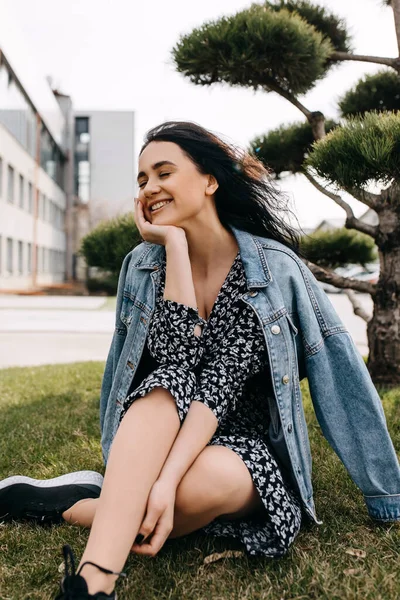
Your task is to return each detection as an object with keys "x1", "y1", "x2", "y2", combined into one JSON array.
[
  {"x1": 367, "y1": 203, "x2": 400, "y2": 385},
  {"x1": 391, "y1": 0, "x2": 400, "y2": 57},
  {"x1": 308, "y1": 111, "x2": 326, "y2": 140}
]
